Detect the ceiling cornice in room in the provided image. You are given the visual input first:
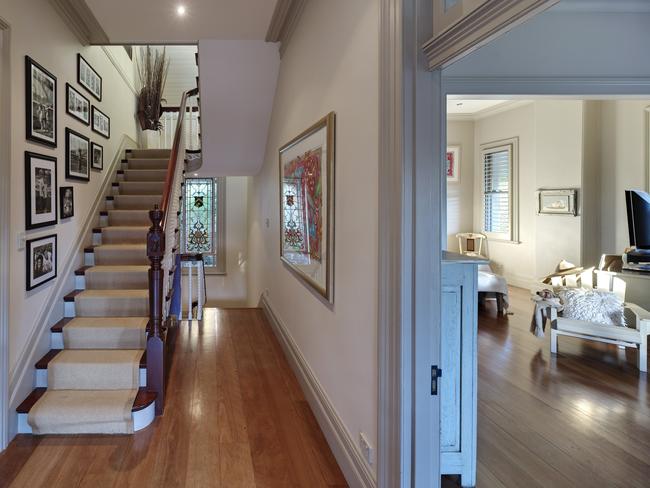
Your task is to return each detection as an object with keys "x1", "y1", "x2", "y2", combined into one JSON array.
[
  {"x1": 49, "y1": 0, "x2": 109, "y2": 45},
  {"x1": 265, "y1": 0, "x2": 306, "y2": 57}
]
